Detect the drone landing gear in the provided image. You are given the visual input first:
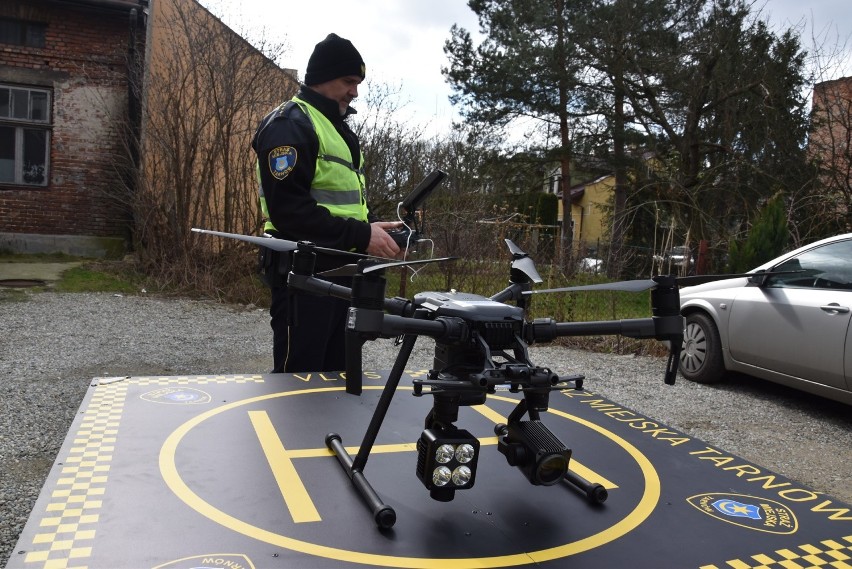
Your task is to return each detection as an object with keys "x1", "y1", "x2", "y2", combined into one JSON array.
[
  {"x1": 325, "y1": 333, "x2": 606, "y2": 530},
  {"x1": 324, "y1": 332, "x2": 420, "y2": 529},
  {"x1": 565, "y1": 468, "x2": 609, "y2": 504}
]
